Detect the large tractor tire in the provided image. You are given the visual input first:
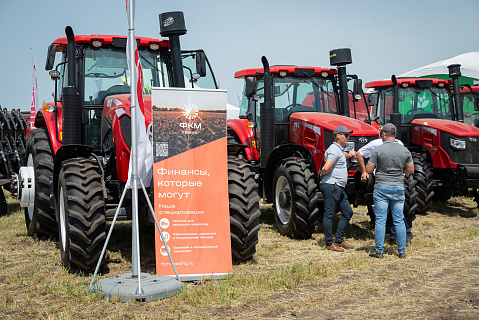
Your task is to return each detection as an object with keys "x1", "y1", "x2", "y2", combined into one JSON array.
[
  {"x1": 273, "y1": 157, "x2": 319, "y2": 239},
  {"x1": 404, "y1": 174, "x2": 418, "y2": 225},
  {"x1": 0, "y1": 187, "x2": 9, "y2": 216},
  {"x1": 228, "y1": 156, "x2": 261, "y2": 263},
  {"x1": 24, "y1": 128, "x2": 56, "y2": 238},
  {"x1": 57, "y1": 157, "x2": 106, "y2": 273},
  {"x1": 412, "y1": 152, "x2": 434, "y2": 215}
]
